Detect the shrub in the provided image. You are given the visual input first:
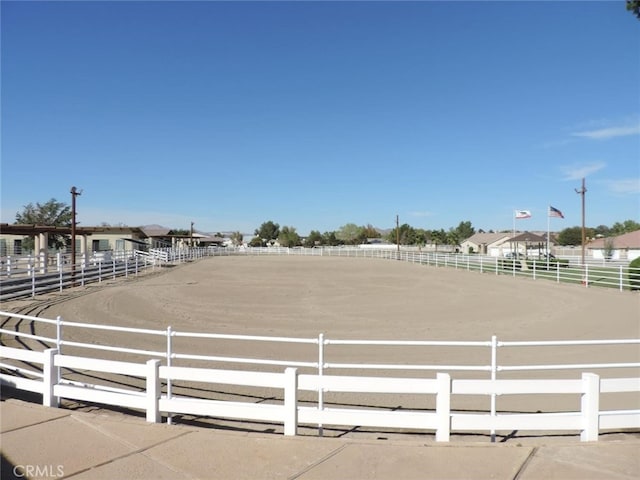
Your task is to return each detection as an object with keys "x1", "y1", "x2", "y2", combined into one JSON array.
[{"x1": 629, "y1": 257, "x2": 640, "y2": 291}]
